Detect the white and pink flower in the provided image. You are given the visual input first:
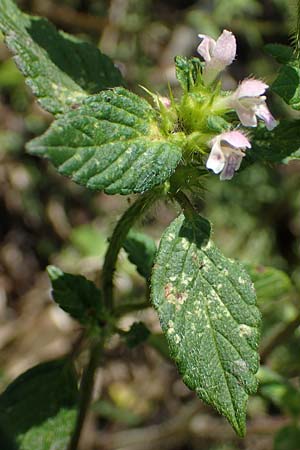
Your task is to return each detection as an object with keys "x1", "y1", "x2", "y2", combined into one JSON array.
[
  {"x1": 220, "y1": 79, "x2": 278, "y2": 130},
  {"x1": 197, "y1": 30, "x2": 236, "y2": 84},
  {"x1": 206, "y1": 130, "x2": 251, "y2": 180}
]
